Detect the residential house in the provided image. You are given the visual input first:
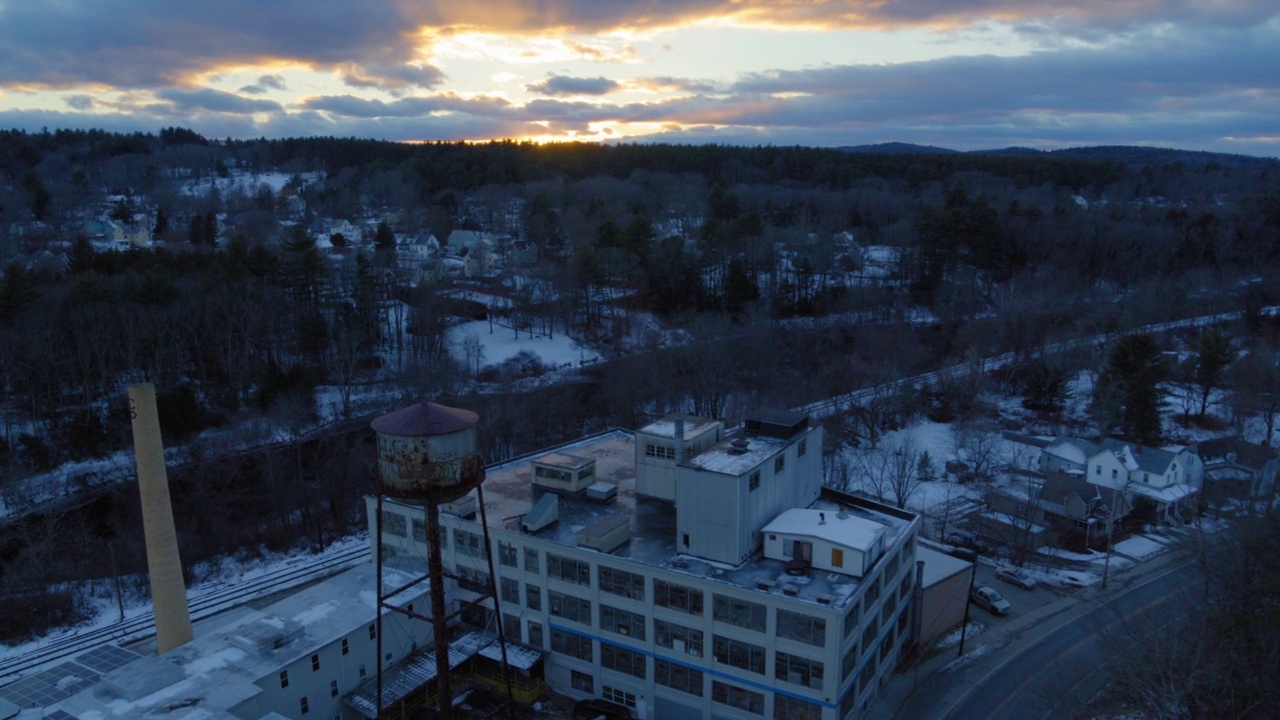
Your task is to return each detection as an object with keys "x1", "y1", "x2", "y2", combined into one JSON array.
[
  {"x1": 1187, "y1": 437, "x2": 1279, "y2": 501},
  {"x1": 463, "y1": 239, "x2": 495, "y2": 277},
  {"x1": 983, "y1": 468, "x2": 1124, "y2": 550},
  {"x1": 396, "y1": 231, "x2": 440, "y2": 273},
  {"x1": 446, "y1": 229, "x2": 491, "y2": 257},
  {"x1": 1085, "y1": 440, "x2": 1197, "y2": 523}
]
